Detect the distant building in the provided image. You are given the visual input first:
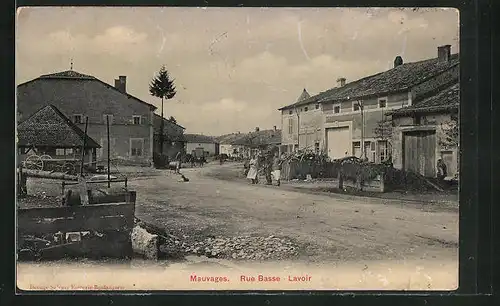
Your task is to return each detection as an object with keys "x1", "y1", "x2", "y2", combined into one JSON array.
[
  {"x1": 232, "y1": 126, "x2": 282, "y2": 158},
  {"x1": 17, "y1": 104, "x2": 101, "y2": 164},
  {"x1": 153, "y1": 114, "x2": 186, "y2": 159},
  {"x1": 279, "y1": 45, "x2": 459, "y2": 163},
  {"x1": 216, "y1": 132, "x2": 247, "y2": 157},
  {"x1": 17, "y1": 70, "x2": 157, "y2": 166},
  {"x1": 388, "y1": 82, "x2": 459, "y2": 178},
  {"x1": 184, "y1": 134, "x2": 219, "y2": 157}
]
